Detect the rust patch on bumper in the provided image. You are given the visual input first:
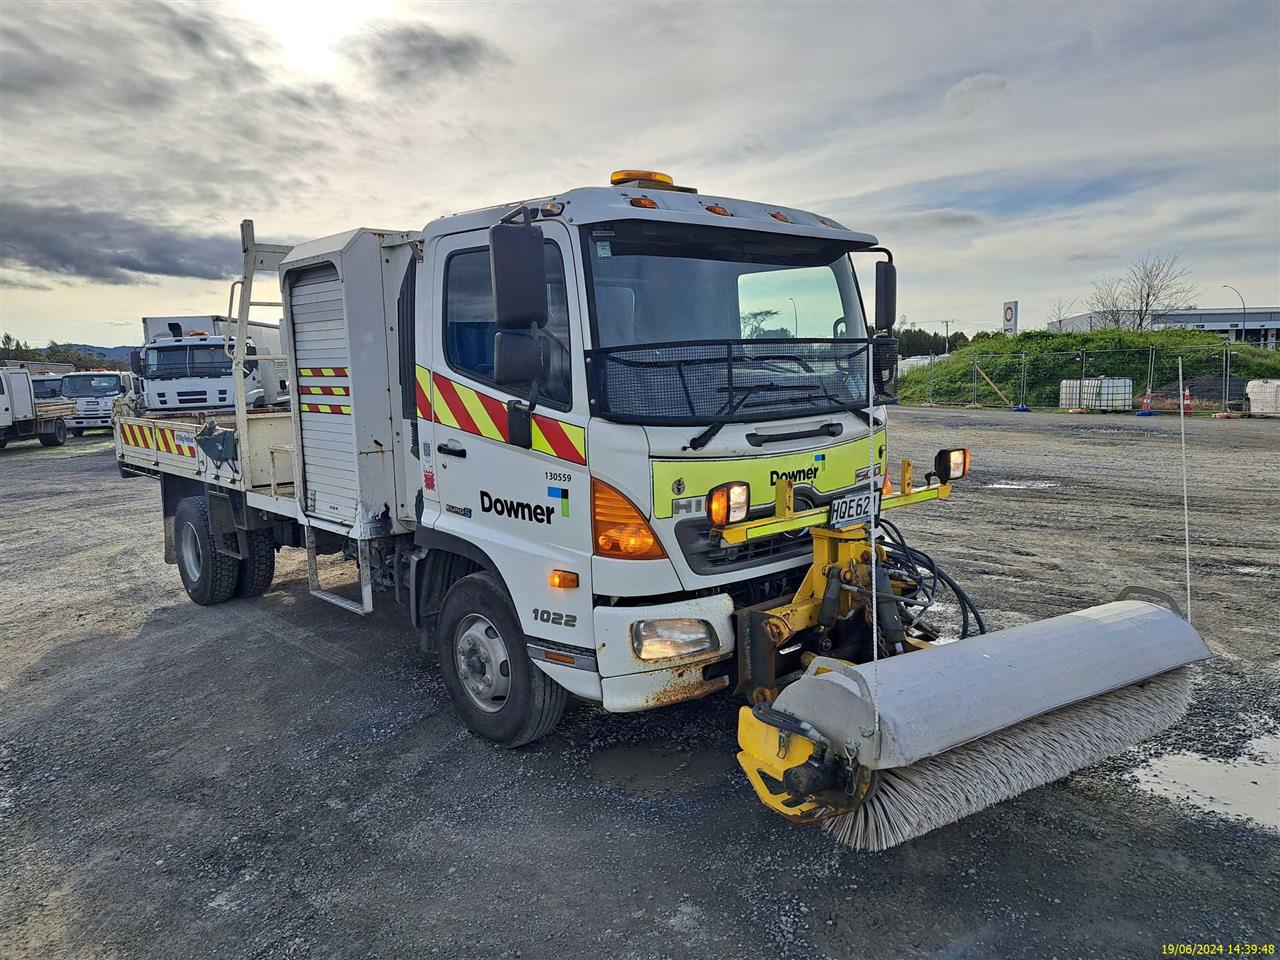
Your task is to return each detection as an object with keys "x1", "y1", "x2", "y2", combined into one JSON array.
[{"x1": 644, "y1": 670, "x2": 730, "y2": 709}]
